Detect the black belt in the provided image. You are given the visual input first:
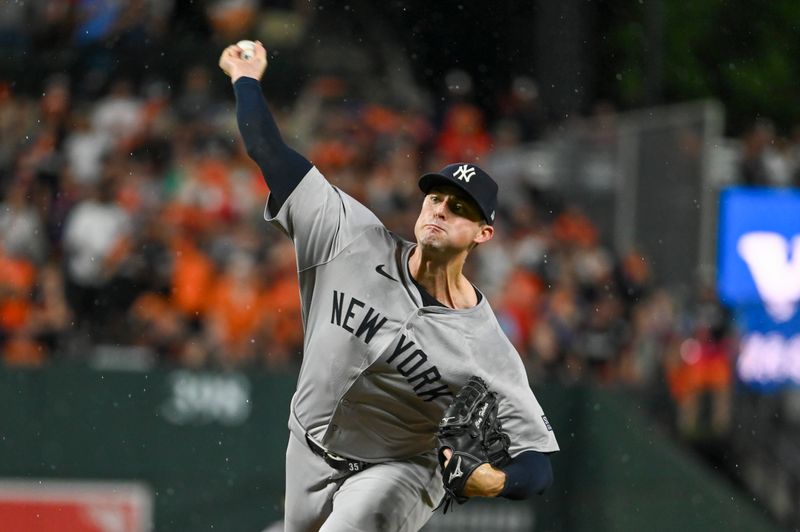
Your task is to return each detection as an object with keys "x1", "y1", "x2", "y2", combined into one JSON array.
[{"x1": 305, "y1": 433, "x2": 373, "y2": 473}]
